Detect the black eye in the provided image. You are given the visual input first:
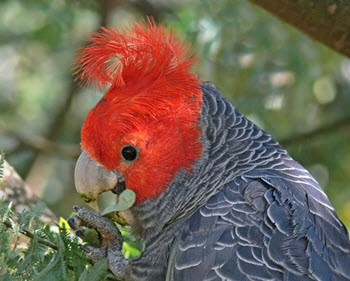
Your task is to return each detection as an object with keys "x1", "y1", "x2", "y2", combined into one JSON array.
[{"x1": 121, "y1": 145, "x2": 138, "y2": 161}]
